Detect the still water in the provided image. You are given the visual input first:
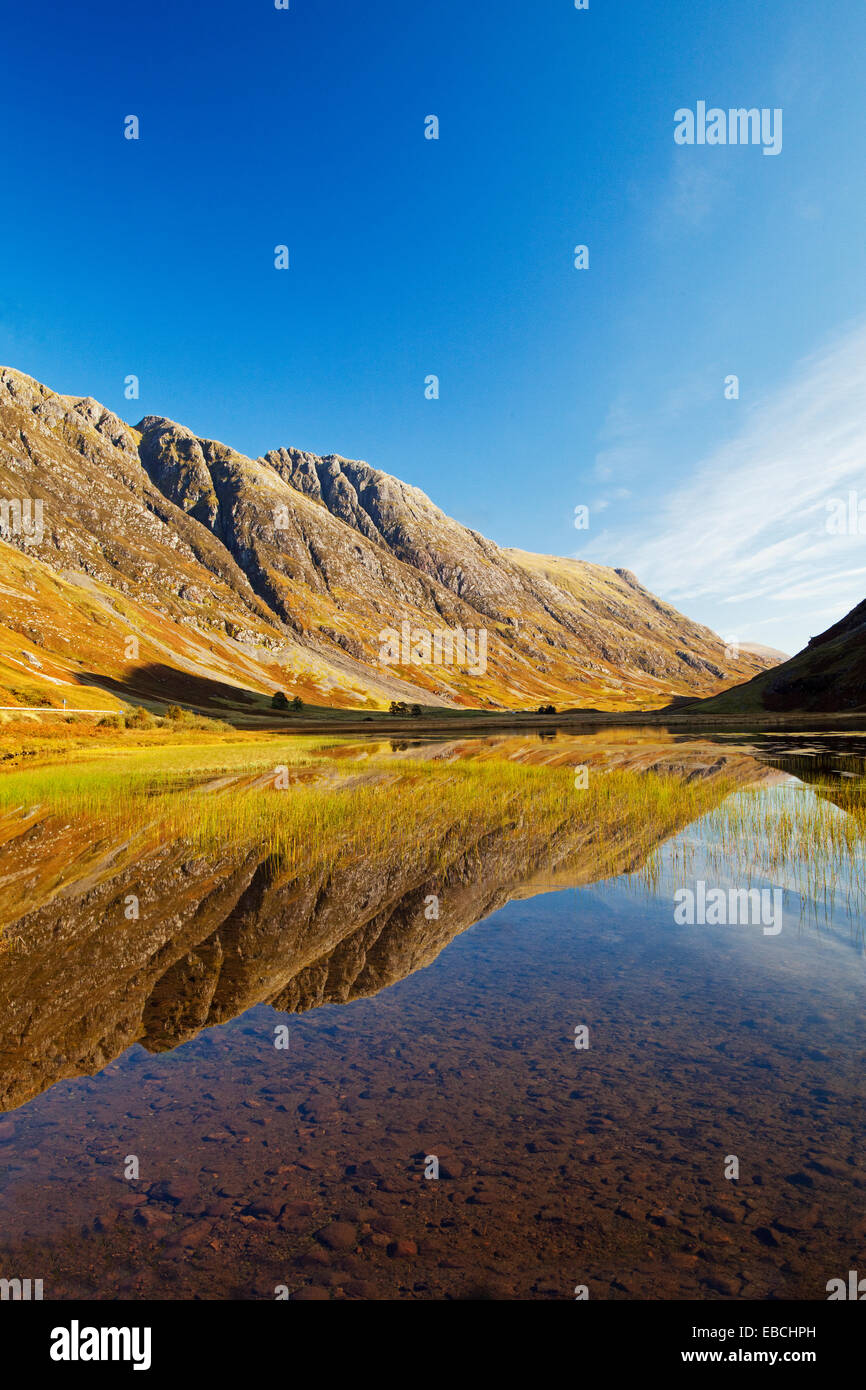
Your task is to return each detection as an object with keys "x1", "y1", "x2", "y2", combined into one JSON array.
[{"x1": 0, "y1": 730, "x2": 864, "y2": 1300}]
